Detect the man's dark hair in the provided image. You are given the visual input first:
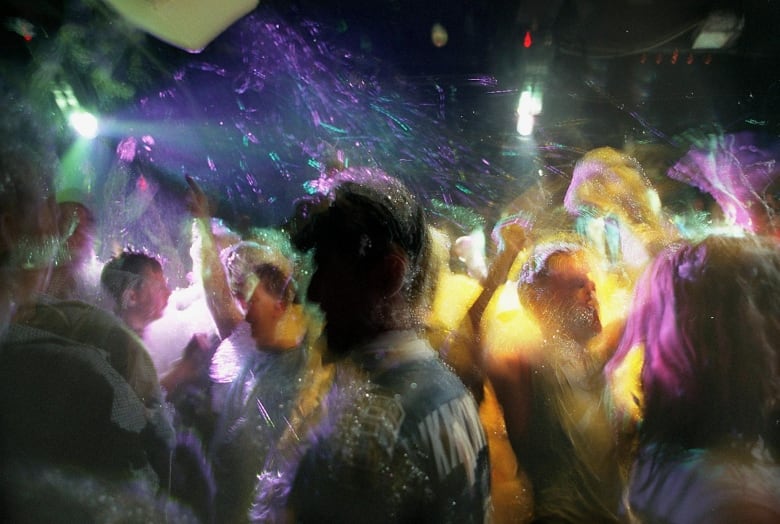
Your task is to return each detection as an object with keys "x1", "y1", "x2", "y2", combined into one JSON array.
[
  {"x1": 292, "y1": 169, "x2": 434, "y2": 313},
  {"x1": 100, "y1": 251, "x2": 162, "y2": 307},
  {"x1": 253, "y1": 262, "x2": 296, "y2": 304}
]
